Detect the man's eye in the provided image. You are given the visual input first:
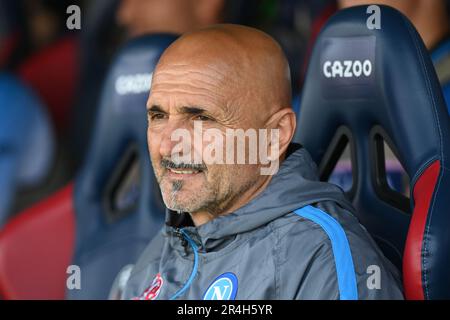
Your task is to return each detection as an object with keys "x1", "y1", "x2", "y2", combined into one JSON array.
[
  {"x1": 193, "y1": 115, "x2": 213, "y2": 122},
  {"x1": 149, "y1": 113, "x2": 166, "y2": 121}
]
